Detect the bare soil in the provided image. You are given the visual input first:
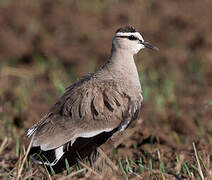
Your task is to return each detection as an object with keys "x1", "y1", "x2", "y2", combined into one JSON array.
[{"x1": 0, "y1": 0, "x2": 212, "y2": 179}]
